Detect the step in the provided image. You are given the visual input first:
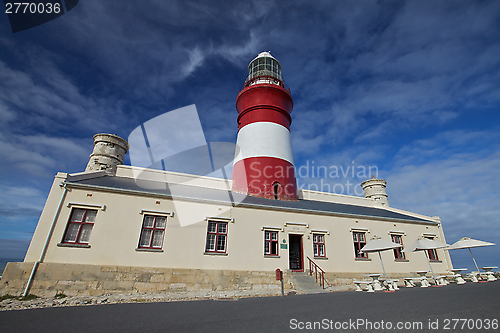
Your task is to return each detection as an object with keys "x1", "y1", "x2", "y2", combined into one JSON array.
[{"x1": 289, "y1": 271, "x2": 328, "y2": 294}]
